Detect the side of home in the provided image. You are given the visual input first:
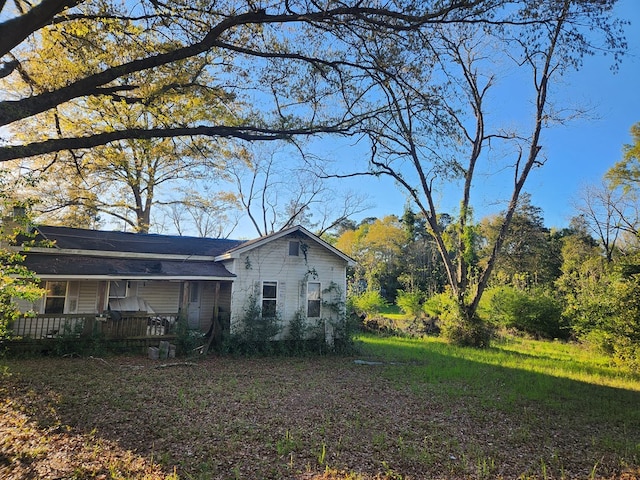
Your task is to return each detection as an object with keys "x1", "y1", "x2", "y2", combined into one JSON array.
[{"x1": 218, "y1": 228, "x2": 354, "y2": 342}]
